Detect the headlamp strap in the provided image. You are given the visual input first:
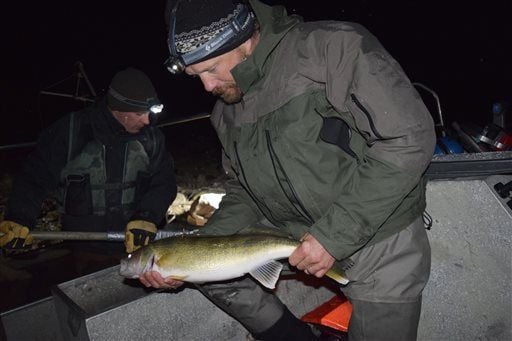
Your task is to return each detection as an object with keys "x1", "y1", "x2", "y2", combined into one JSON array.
[
  {"x1": 108, "y1": 87, "x2": 155, "y2": 110},
  {"x1": 168, "y1": 0, "x2": 182, "y2": 58}
]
